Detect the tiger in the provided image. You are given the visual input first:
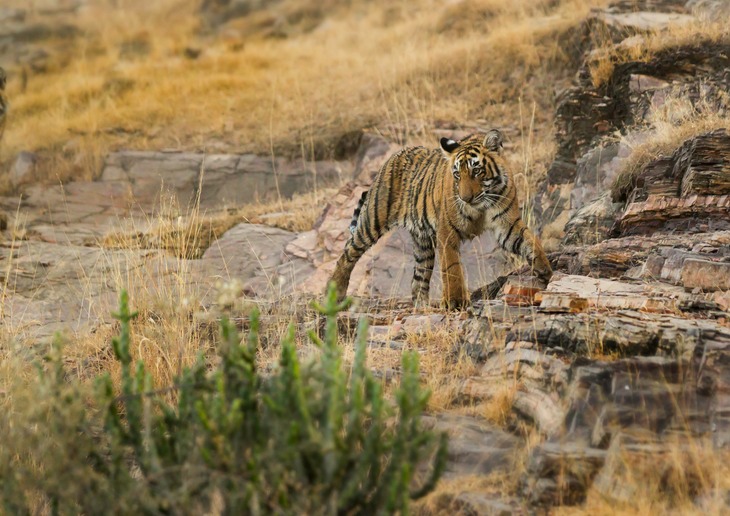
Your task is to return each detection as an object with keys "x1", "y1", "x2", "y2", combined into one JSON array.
[{"x1": 328, "y1": 129, "x2": 553, "y2": 309}]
